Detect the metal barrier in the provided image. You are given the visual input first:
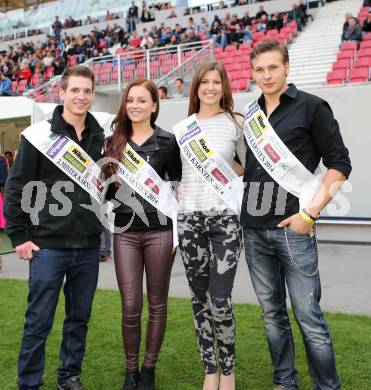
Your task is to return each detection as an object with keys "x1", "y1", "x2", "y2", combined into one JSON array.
[{"x1": 24, "y1": 40, "x2": 213, "y2": 103}]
